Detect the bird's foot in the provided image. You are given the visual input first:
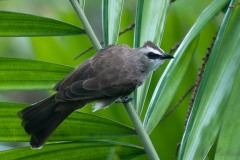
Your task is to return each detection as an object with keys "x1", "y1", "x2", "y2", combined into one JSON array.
[{"x1": 115, "y1": 96, "x2": 133, "y2": 103}]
